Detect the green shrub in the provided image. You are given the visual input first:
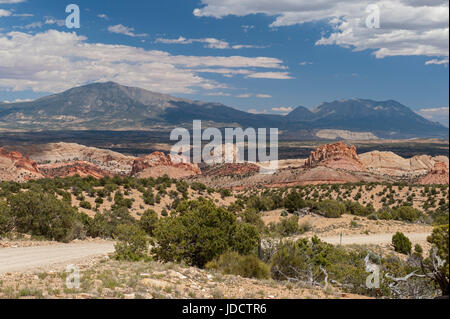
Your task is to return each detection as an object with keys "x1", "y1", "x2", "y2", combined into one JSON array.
[
  {"x1": 232, "y1": 223, "x2": 260, "y2": 255},
  {"x1": 206, "y1": 251, "x2": 270, "y2": 279},
  {"x1": 219, "y1": 189, "x2": 232, "y2": 199},
  {"x1": 0, "y1": 202, "x2": 13, "y2": 235},
  {"x1": 275, "y1": 216, "x2": 300, "y2": 236},
  {"x1": 430, "y1": 208, "x2": 449, "y2": 226},
  {"x1": 7, "y1": 190, "x2": 83, "y2": 242},
  {"x1": 392, "y1": 232, "x2": 412, "y2": 255},
  {"x1": 376, "y1": 208, "x2": 393, "y2": 220},
  {"x1": 284, "y1": 191, "x2": 306, "y2": 214},
  {"x1": 191, "y1": 182, "x2": 207, "y2": 192},
  {"x1": 426, "y1": 224, "x2": 449, "y2": 295},
  {"x1": 414, "y1": 244, "x2": 423, "y2": 256},
  {"x1": 246, "y1": 195, "x2": 276, "y2": 212},
  {"x1": 87, "y1": 206, "x2": 135, "y2": 239},
  {"x1": 152, "y1": 199, "x2": 259, "y2": 268},
  {"x1": 139, "y1": 209, "x2": 159, "y2": 236},
  {"x1": 392, "y1": 206, "x2": 422, "y2": 222},
  {"x1": 427, "y1": 224, "x2": 449, "y2": 265},
  {"x1": 270, "y1": 237, "x2": 369, "y2": 295},
  {"x1": 298, "y1": 221, "x2": 312, "y2": 234},
  {"x1": 315, "y1": 200, "x2": 346, "y2": 218},
  {"x1": 240, "y1": 209, "x2": 265, "y2": 233},
  {"x1": 114, "y1": 224, "x2": 149, "y2": 261},
  {"x1": 345, "y1": 201, "x2": 374, "y2": 217},
  {"x1": 79, "y1": 200, "x2": 92, "y2": 210}
]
